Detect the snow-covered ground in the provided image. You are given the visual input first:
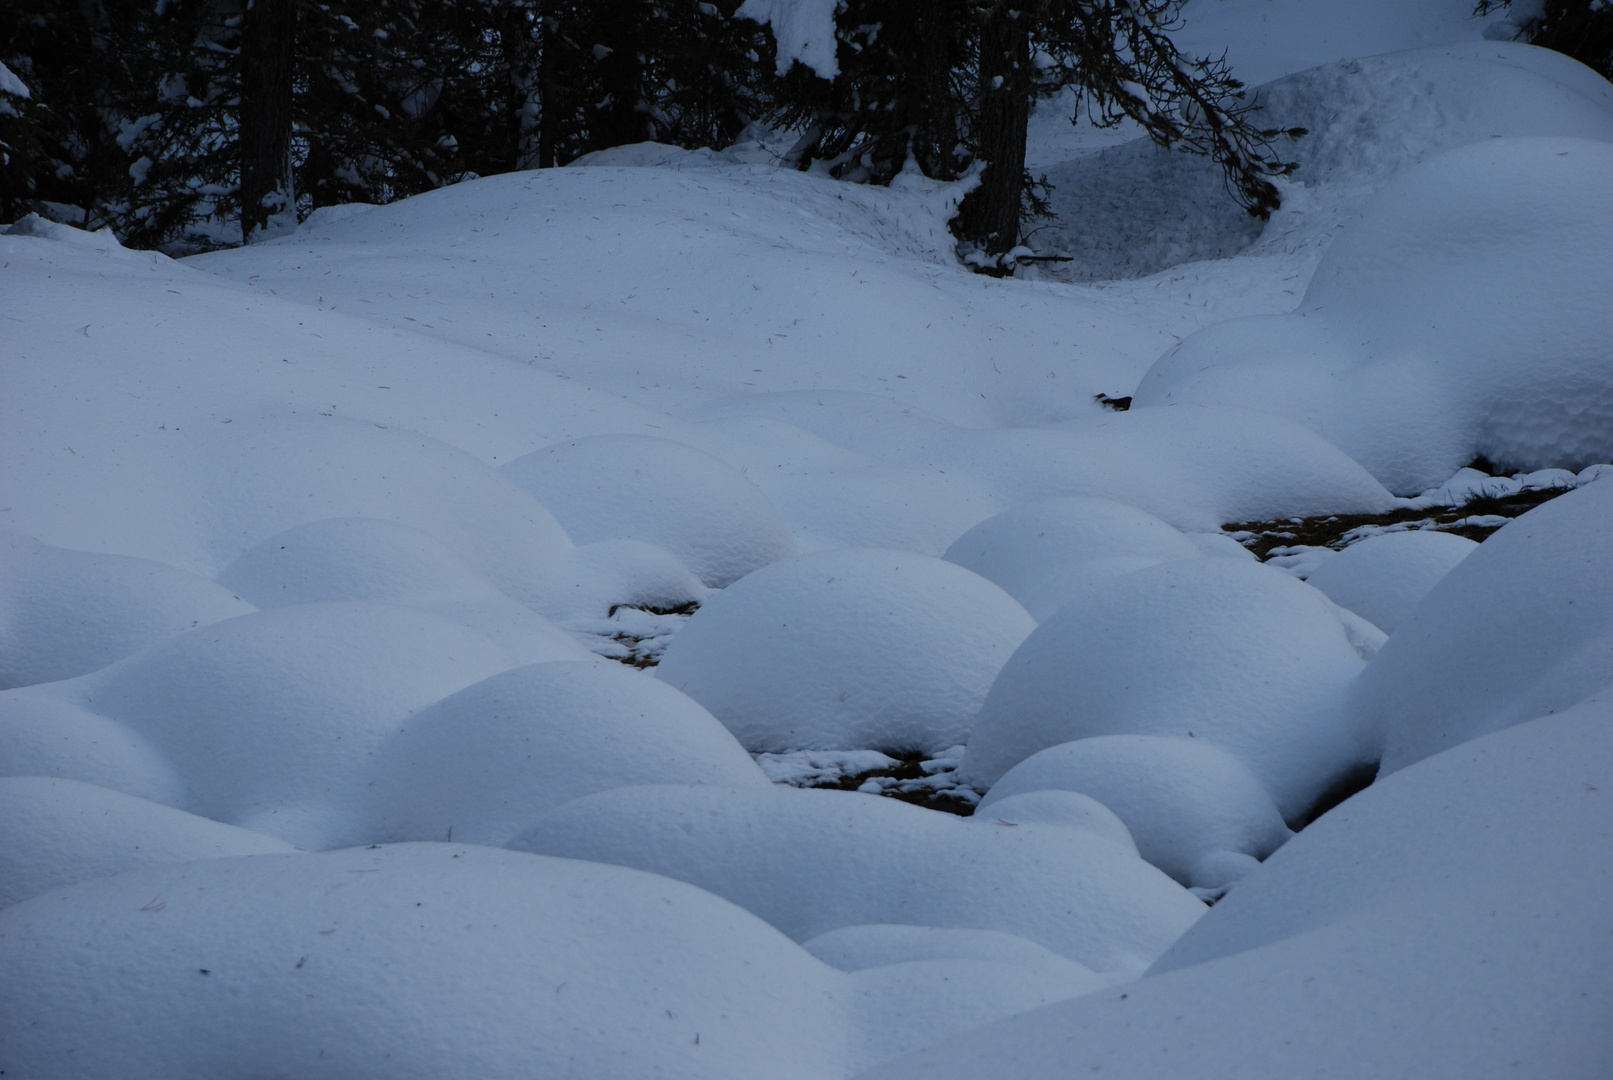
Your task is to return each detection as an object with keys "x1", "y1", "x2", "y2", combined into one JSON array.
[{"x1": 3, "y1": 4, "x2": 1611, "y2": 1077}]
